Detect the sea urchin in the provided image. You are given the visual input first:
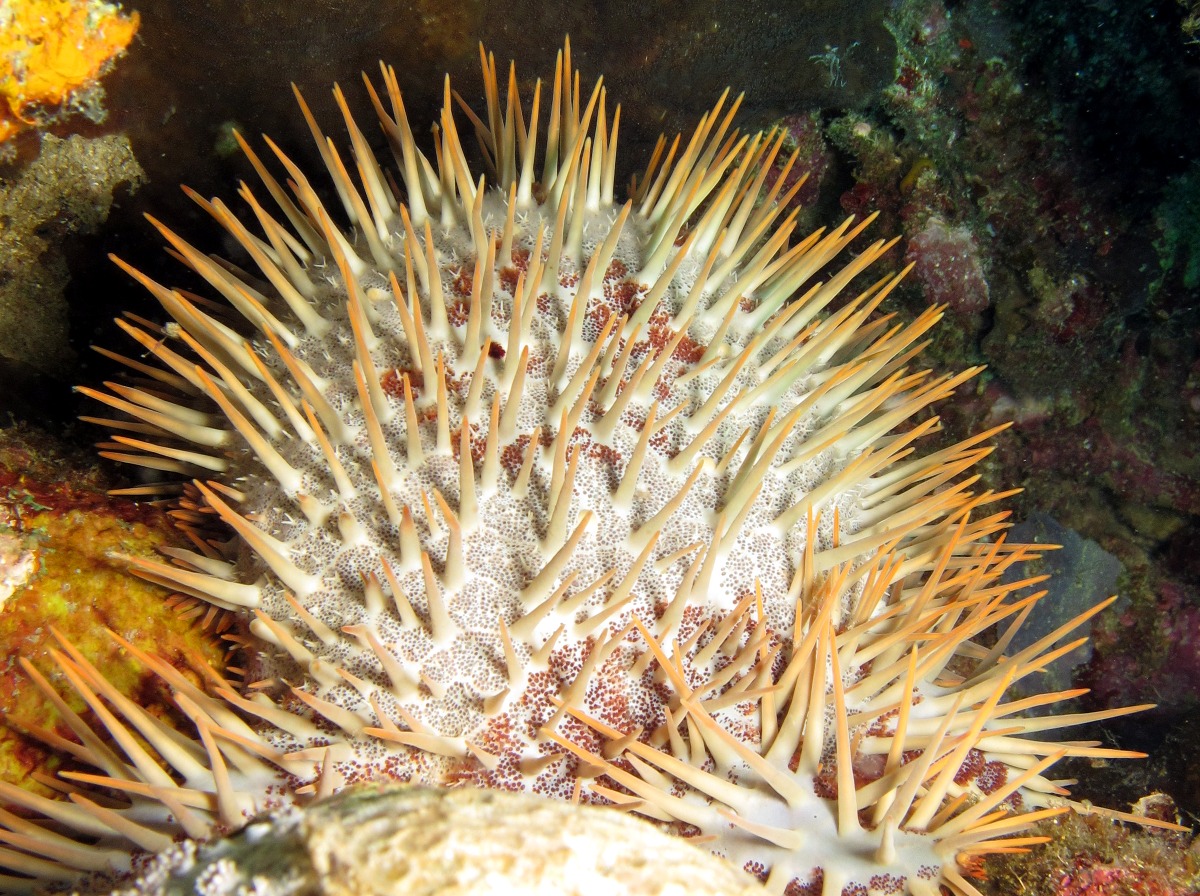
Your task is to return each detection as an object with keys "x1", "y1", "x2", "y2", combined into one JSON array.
[{"x1": 0, "y1": 39, "x2": 1167, "y2": 896}]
